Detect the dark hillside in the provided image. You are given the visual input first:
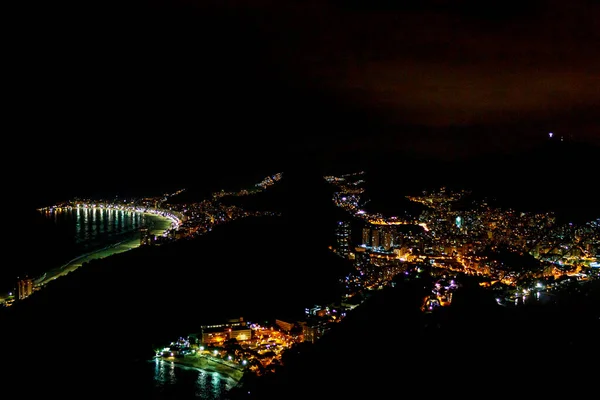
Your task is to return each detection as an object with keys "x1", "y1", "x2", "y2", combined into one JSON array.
[{"x1": 1, "y1": 211, "x2": 352, "y2": 396}]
